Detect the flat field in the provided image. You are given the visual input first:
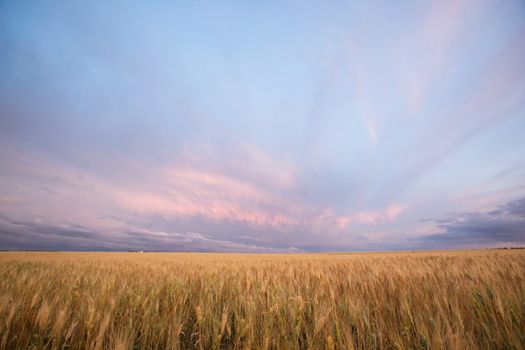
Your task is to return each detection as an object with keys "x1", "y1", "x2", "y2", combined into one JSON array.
[{"x1": 0, "y1": 250, "x2": 524, "y2": 349}]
